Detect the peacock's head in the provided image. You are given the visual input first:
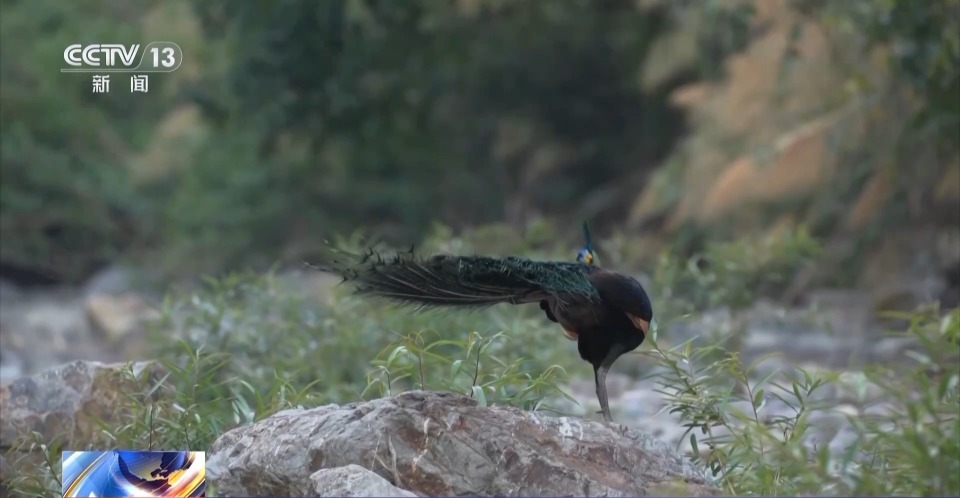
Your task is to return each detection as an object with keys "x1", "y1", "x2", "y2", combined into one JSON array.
[{"x1": 576, "y1": 222, "x2": 597, "y2": 266}]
